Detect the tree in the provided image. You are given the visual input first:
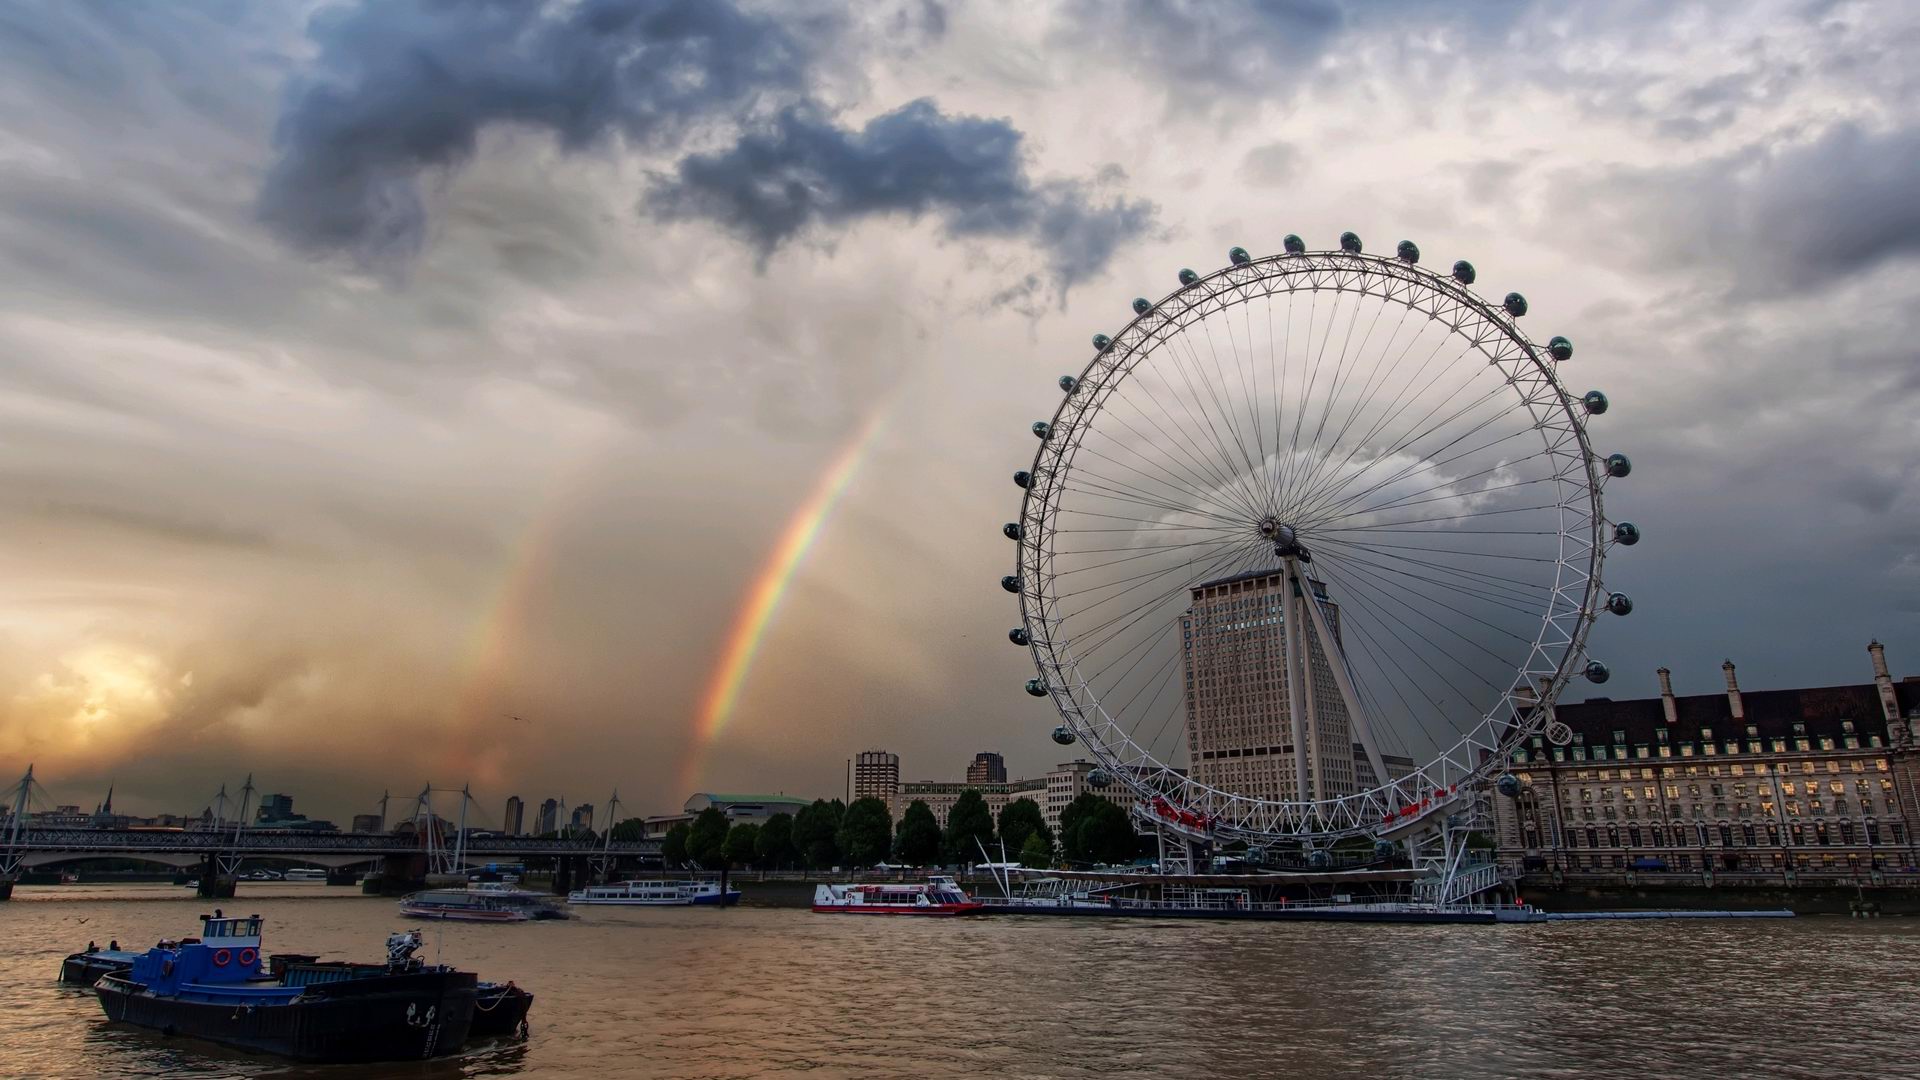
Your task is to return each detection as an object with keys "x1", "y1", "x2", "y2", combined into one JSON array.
[
  {"x1": 997, "y1": 798, "x2": 1052, "y2": 862},
  {"x1": 608, "y1": 817, "x2": 647, "y2": 842},
  {"x1": 837, "y1": 797, "x2": 893, "y2": 866},
  {"x1": 894, "y1": 800, "x2": 941, "y2": 866},
  {"x1": 792, "y1": 798, "x2": 845, "y2": 868},
  {"x1": 1019, "y1": 832, "x2": 1053, "y2": 868},
  {"x1": 943, "y1": 789, "x2": 996, "y2": 864},
  {"x1": 1059, "y1": 793, "x2": 1136, "y2": 865},
  {"x1": 722, "y1": 822, "x2": 761, "y2": 868},
  {"x1": 686, "y1": 807, "x2": 730, "y2": 868},
  {"x1": 661, "y1": 823, "x2": 691, "y2": 868},
  {"x1": 756, "y1": 812, "x2": 797, "y2": 869}
]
